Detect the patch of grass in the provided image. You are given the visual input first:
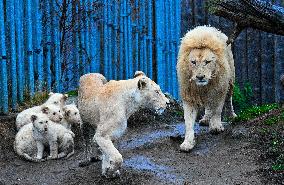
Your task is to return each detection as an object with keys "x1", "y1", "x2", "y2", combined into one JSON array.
[
  {"x1": 233, "y1": 104, "x2": 279, "y2": 122},
  {"x1": 265, "y1": 113, "x2": 284, "y2": 125},
  {"x1": 66, "y1": 90, "x2": 78, "y2": 97},
  {"x1": 18, "y1": 91, "x2": 49, "y2": 111}
]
